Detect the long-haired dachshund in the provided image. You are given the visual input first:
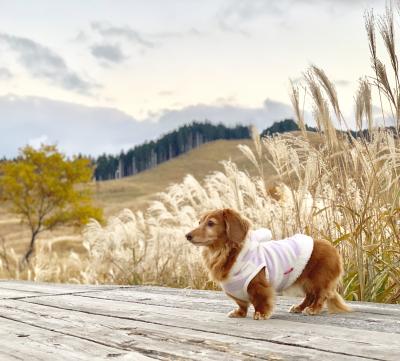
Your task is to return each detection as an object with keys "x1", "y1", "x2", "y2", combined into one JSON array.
[{"x1": 186, "y1": 208, "x2": 351, "y2": 320}]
